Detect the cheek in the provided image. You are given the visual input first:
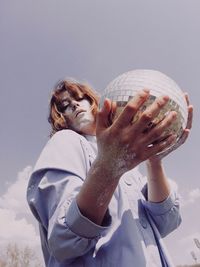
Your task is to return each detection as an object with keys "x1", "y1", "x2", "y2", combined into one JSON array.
[
  {"x1": 91, "y1": 104, "x2": 98, "y2": 119},
  {"x1": 81, "y1": 99, "x2": 91, "y2": 109},
  {"x1": 63, "y1": 107, "x2": 72, "y2": 116},
  {"x1": 63, "y1": 106, "x2": 75, "y2": 120}
]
